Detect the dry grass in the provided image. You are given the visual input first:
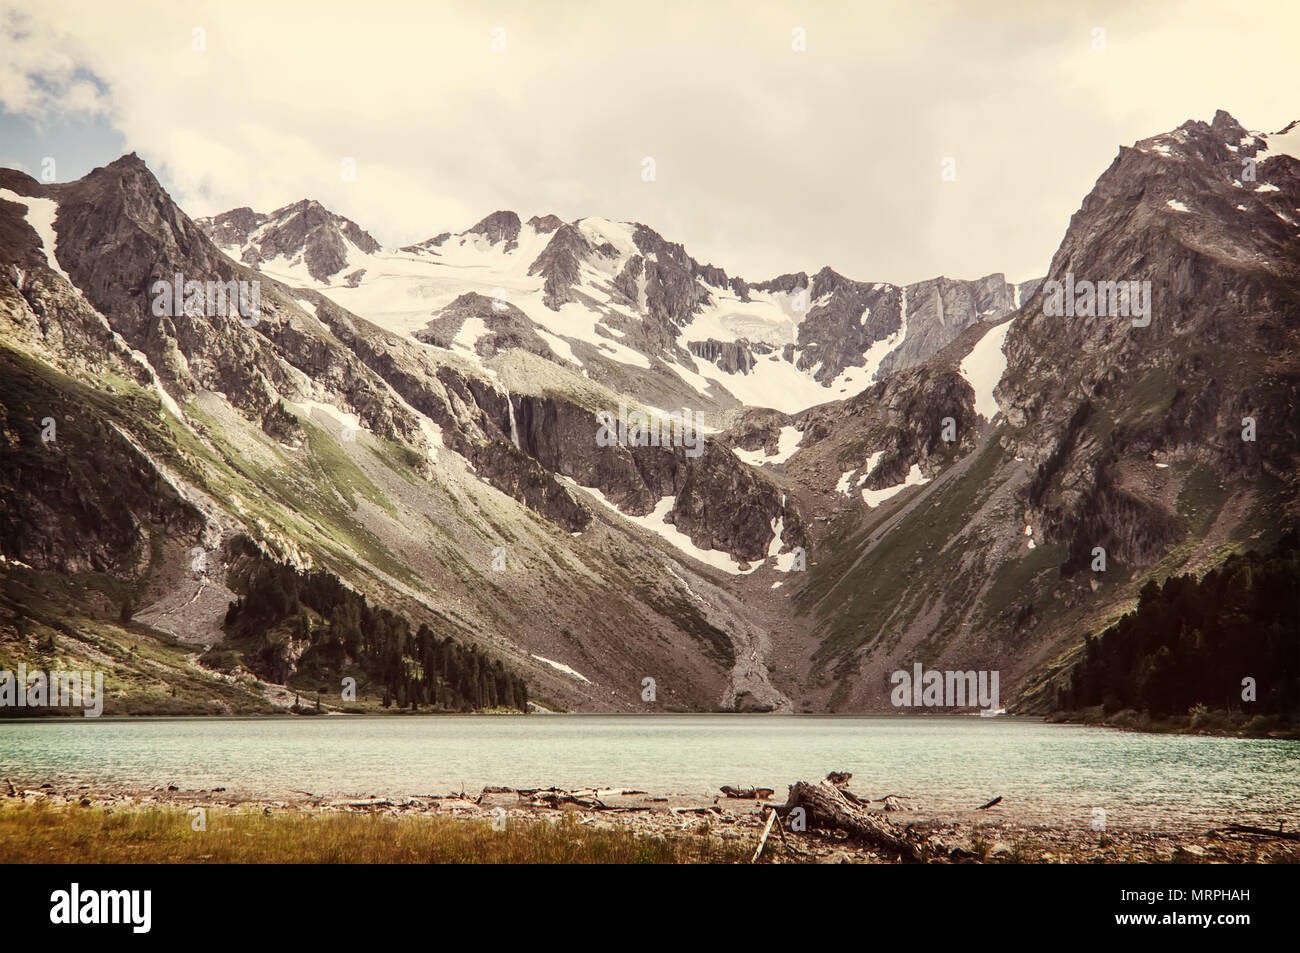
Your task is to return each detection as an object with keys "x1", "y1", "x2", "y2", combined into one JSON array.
[{"x1": 0, "y1": 801, "x2": 748, "y2": 864}]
